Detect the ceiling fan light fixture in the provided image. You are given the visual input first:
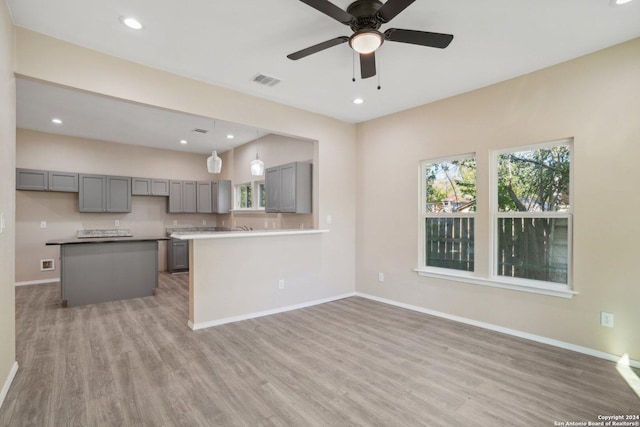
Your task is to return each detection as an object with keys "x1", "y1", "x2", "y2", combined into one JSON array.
[{"x1": 350, "y1": 30, "x2": 383, "y2": 54}]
